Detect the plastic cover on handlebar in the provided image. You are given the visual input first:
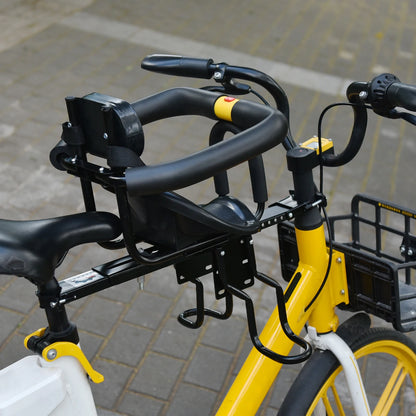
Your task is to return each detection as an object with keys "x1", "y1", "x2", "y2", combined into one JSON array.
[
  {"x1": 141, "y1": 54, "x2": 215, "y2": 79},
  {"x1": 126, "y1": 88, "x2": 287, "y2": 195}
]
